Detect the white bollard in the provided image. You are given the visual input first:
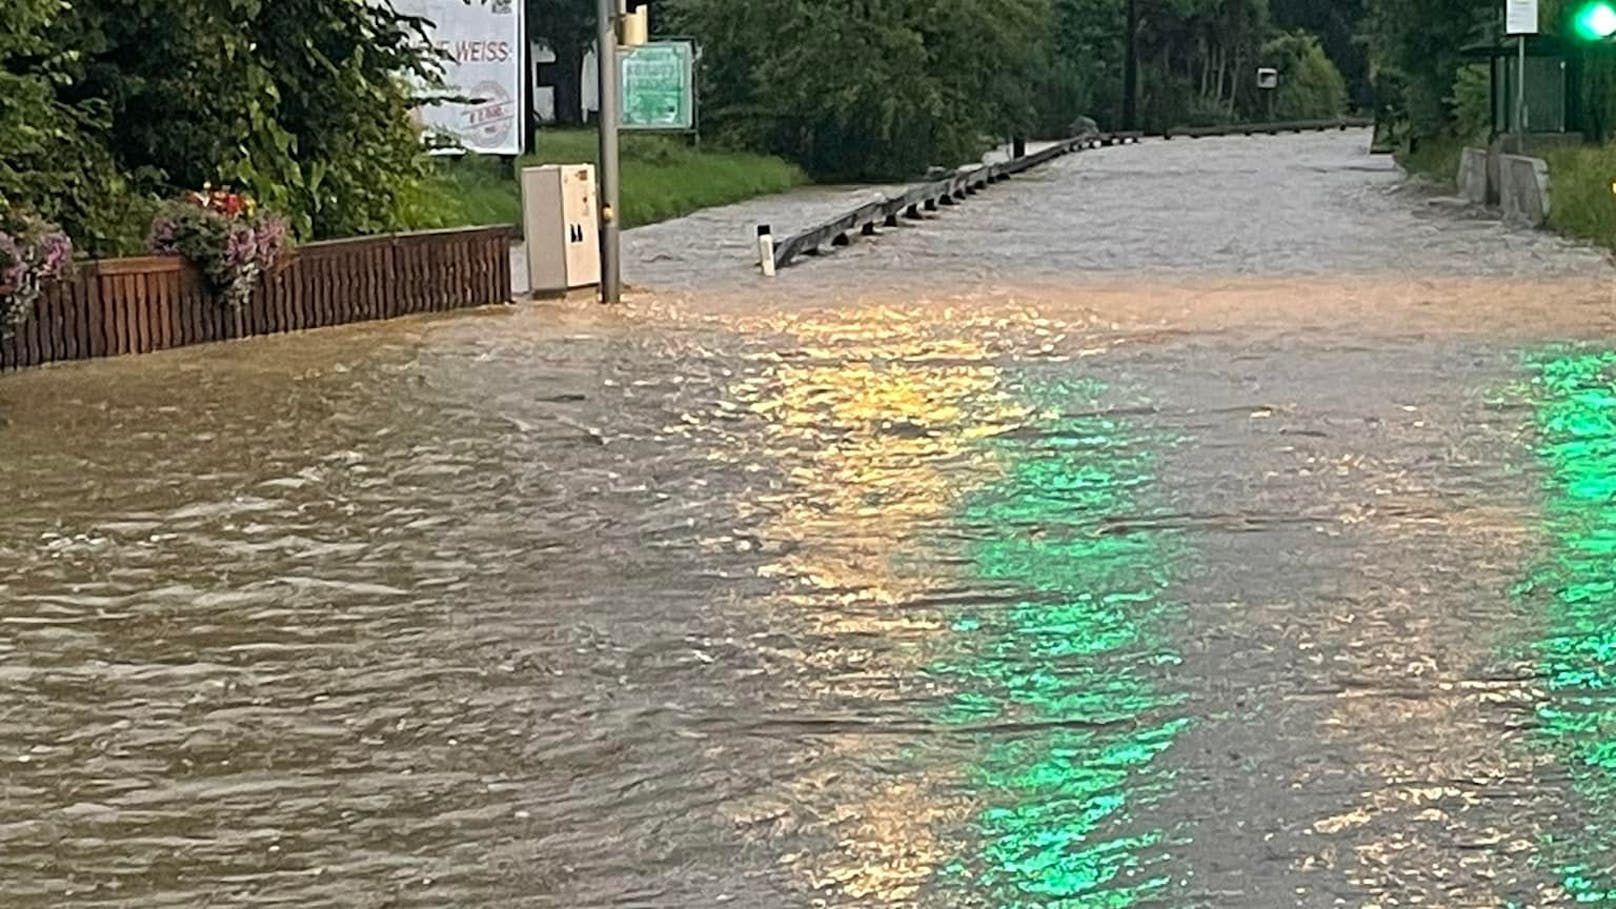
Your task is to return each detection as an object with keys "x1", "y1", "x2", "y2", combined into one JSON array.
[{"x1": 757, "y1": 224, "x2": 776, "y2": 277}]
